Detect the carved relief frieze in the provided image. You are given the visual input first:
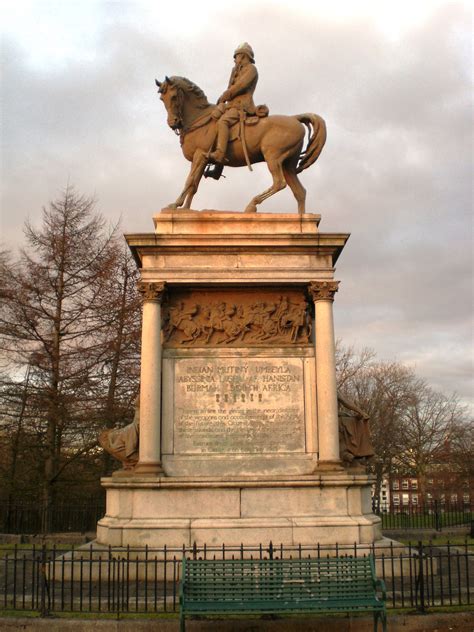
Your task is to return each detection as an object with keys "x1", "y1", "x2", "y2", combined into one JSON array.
[{"x1": 162, "y1": 289, "x2": 312, "y2": 347}]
